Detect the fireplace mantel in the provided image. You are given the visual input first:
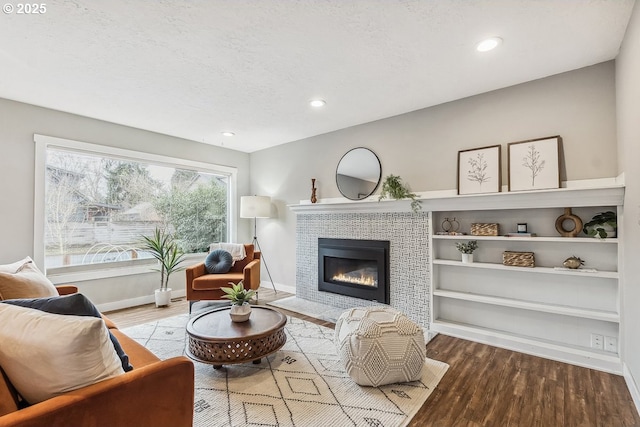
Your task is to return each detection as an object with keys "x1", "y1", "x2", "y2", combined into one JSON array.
[{"x1": 288, "y1": 177, "x2": 624, "y2": 215}]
